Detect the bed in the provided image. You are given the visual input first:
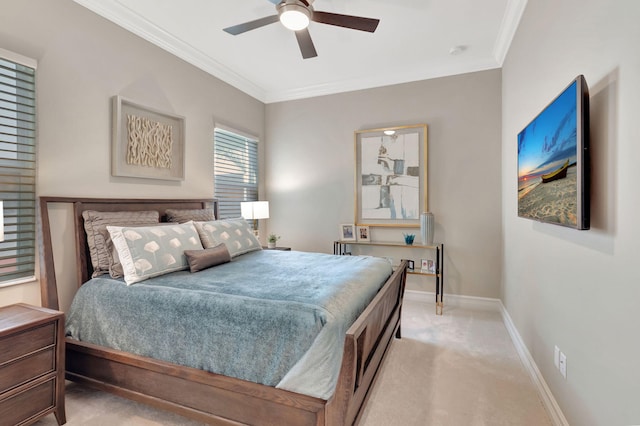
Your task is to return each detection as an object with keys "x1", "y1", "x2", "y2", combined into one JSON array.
[{"x1": 38, "y1": 197, "x2": 408, "y2": 425}]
